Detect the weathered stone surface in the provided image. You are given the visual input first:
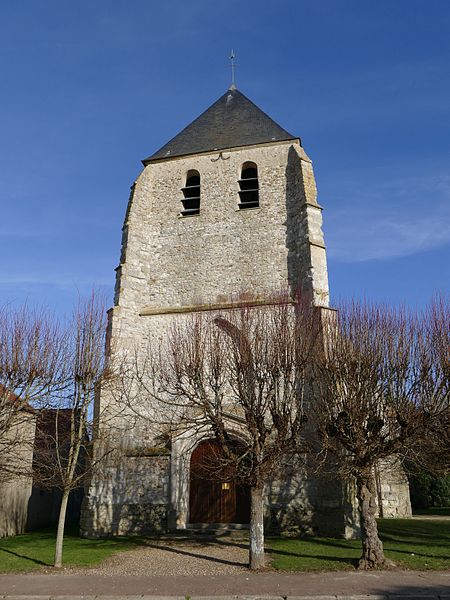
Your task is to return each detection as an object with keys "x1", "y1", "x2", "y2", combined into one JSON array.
[
  {"x1": 81, "y1": 130, "x2": 411, "y2": 537},
  {"x1": 81, "y1": 455, "x2": 170, "y2": 536},
  {"x1": 81, "y1": 501, "x2": 168, "y2": 536},
  {"x1": 375, "y1": 457, "x2": 412, "y2": 518},
  {"x1": 0, "y1": 414, "x2": 36, "y2": 538}
]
